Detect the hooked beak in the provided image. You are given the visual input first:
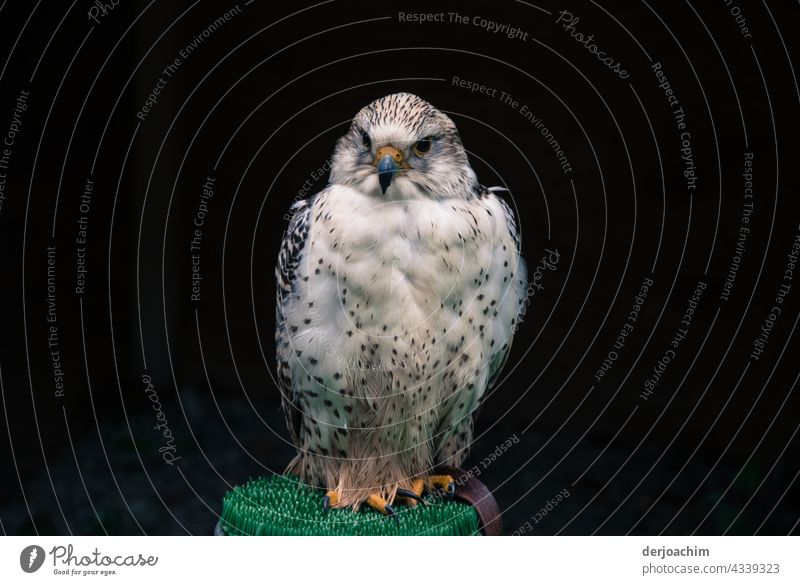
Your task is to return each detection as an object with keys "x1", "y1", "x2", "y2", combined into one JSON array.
[{"x1": 375, "y1": 145, "x2": 405, "y2": 194}]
